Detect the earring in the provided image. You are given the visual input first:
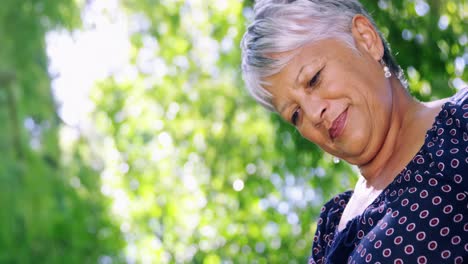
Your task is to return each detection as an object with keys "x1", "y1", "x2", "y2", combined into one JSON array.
[{"x1": 380, "y1": 59, "x2": 392, "y2": 78}]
